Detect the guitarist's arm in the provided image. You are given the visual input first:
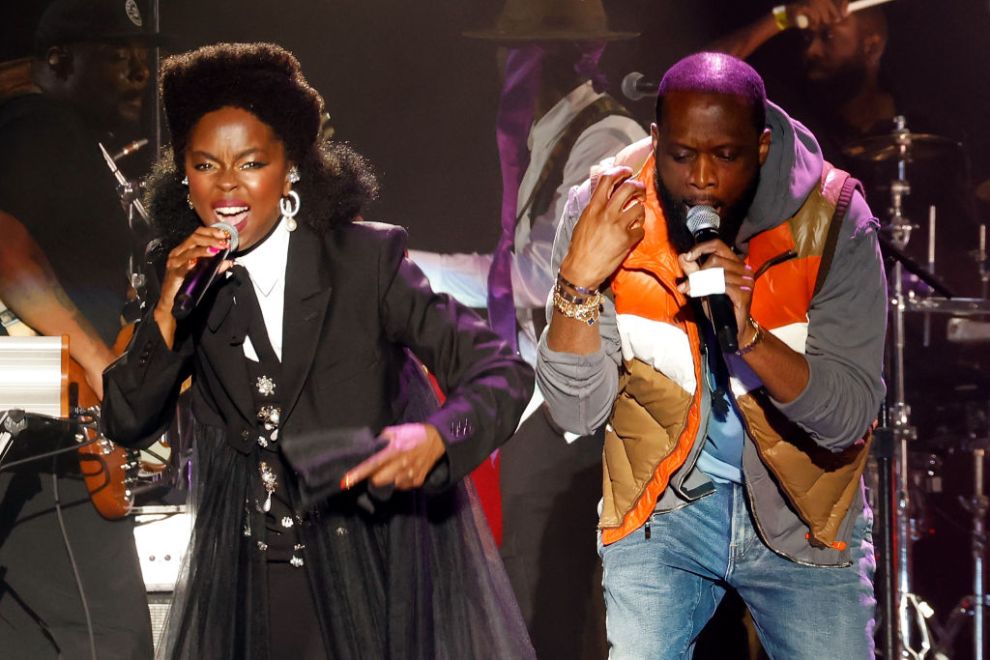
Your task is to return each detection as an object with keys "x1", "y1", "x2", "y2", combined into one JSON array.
[{"x1": 0, "y1": 211, "x2": 115, "y2": 399}]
